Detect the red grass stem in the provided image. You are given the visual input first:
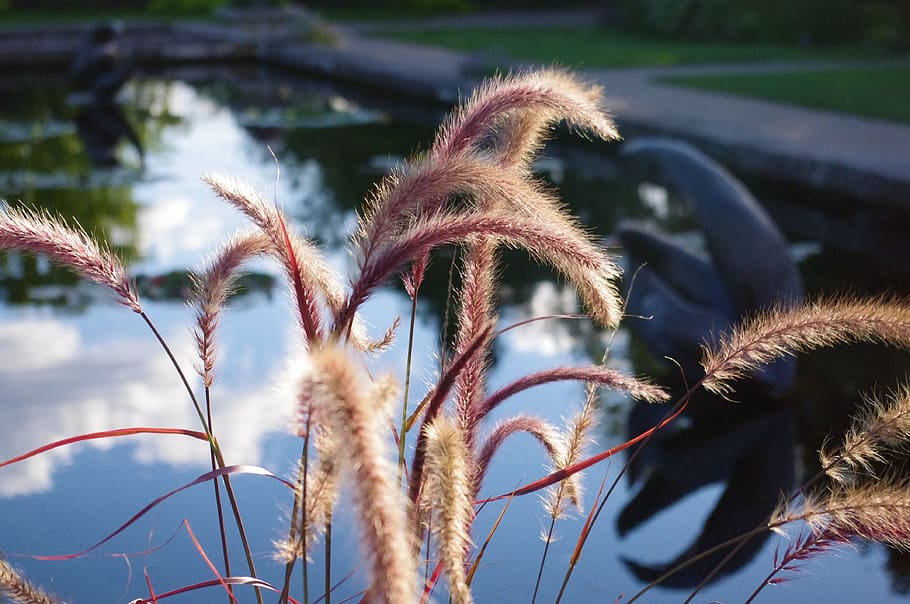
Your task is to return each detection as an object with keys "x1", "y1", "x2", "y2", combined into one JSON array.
[
  {"x1": 0, "y1": 427, "x2": 208, "y2": 469},
  {"x1": 478, "y1": 395, "x2": 688, "y2": 504},
  {"x1": 408, "y1": 324, "x2": 495, "y2": 505}
]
